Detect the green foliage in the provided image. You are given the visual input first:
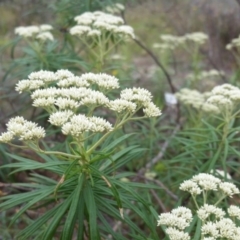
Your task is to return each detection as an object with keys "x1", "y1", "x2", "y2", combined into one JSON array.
[{"x1": 0, "y1": 135, "x2": 159, "y2": 239}]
